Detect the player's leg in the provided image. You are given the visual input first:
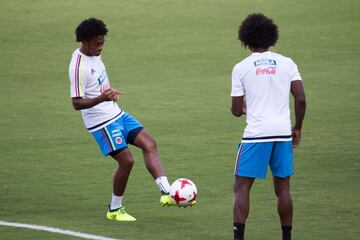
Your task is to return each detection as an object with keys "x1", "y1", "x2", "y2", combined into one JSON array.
[
  {"x1": 133, "y1": 129, "x2": 165, "y2": 179},
  {"x1": 232, "y1": 142, "x2": 271, "y2": 240},
  {"x1": 121, "y1": 113, "x2": 165, "y2": 180},
  {"x1": 106, "y1": 148, "x2": 136, "y2": 221},
  {"x1": 132, "y1": 129, "x2": 174, "y2": 206},
  {"x1": 233, "y1": 176, "x2": 255, "y2": 222},
  {"x1": 273, "y1": 176, "x2": 293, "y2": 240},
  {"x1": 122, "y1": 113, "x2": 174, "y2": 206},
  {"x1": 270, "y1": 141, "x2": 293, "y2": 240},
  {"x1": 91, "y1": 120, "x2": 136, "y2": 221},
  {"x1": 110, "y1": 148, "x2": 134, "y2": 200}
]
